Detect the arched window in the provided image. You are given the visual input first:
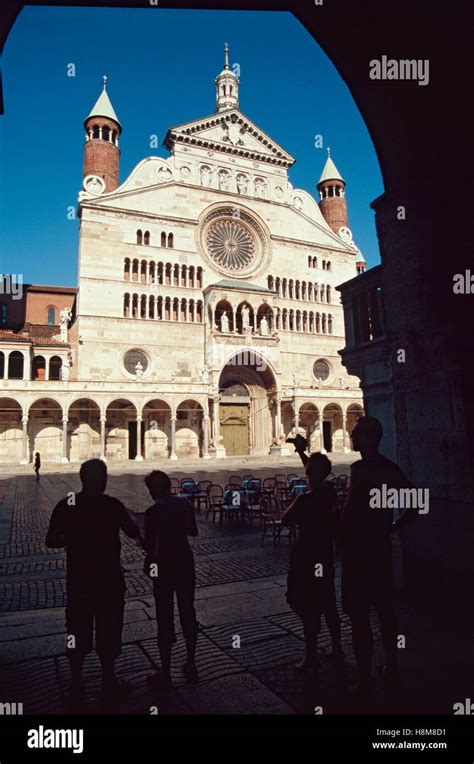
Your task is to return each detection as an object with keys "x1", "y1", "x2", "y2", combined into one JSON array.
[
  {"x1": 161, "y1": 231, "x2": 167, "y2": 247},
  {"x1": 168, "y1": 233, "x2": 174, "y2": 248},
  {"x1": 137, "y1": 229, "x2": 143, "y2": 245},
  {"x1": 141, "y1": 260, "x2": 147, "y2": 284},
  {"x1": 47, "y1": 307, "x2": 56, "y2": 326},
  {"x1": 132, "y1": 259, "x2": 139, "y2": 282},
  {"x1": 112, "y1": 130, "x2": 117, "y2": 145},
  {"x1": 327, "y1": 261, "x2": 331, "y2": 271},
  {"x1": 92, "y1": 124, "x2": 100, "y2": 139},
  {"x1": 326, "y1": 286, "x2": 331, "y2": 303},
  {"x1": 102, "y1": 126, "x2": 110, "y2": 142},
  {"x1": 328, "y1": 314, "x2": 333, "y2": 334},
  {"x1": 197, "y1": 267, "x2": 203, "y2": 288},
  {"x1": 144, "y1": 231, "x2": 150, "y2": 246},
  {"x1": 197, "y1": 300, "x2": 203, "y2": 323},
  {"x1": 123, "y1": 293, "x2": 130, "y2": 318},
  {"x1": 132, "y1": 294, "x2": 138, "y2": 318},
  {"x1": 124, "y1": 258, "x2": 131, "y2": 281},
  {"x1": 140, "y1": 295, "x2": 147, "y2": 319},
  {"x1": 49, "y1": 356, "x2": 62, "y2": 381}
]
